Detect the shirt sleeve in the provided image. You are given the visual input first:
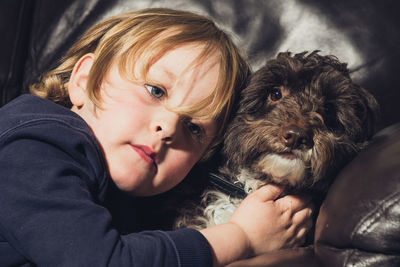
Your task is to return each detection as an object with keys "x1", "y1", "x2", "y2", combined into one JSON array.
[{"x1": 0, "y1": 119, "x2": 212, "y2": 267}]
